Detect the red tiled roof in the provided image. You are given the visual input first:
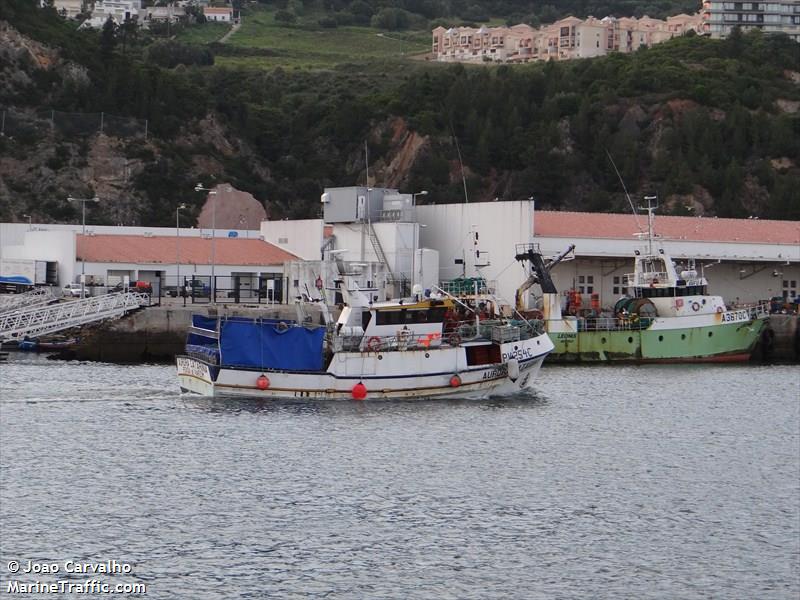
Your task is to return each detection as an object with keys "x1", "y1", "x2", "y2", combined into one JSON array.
[
  {"x1": 77, "y1": 235, "x2": 298, "y2": 265},
  {"x1": 534, "y1": 211, "x2": 800, "y2": 245}
]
